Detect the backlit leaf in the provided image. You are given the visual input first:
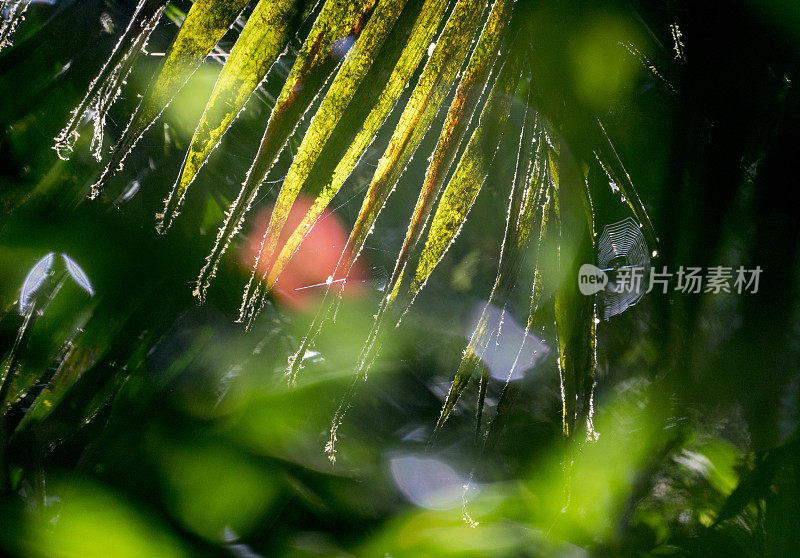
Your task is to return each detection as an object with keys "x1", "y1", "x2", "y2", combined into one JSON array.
[
  {"x1": 552, "y1": 138, "x2": 597, "y2": 439},
  {"x1": 325, "y1": 48, "x2": 525, "y2": 462},
  {"x1": 158, "y1": 0, "x2": 304, "y2": 230},
  {"x1": 0, "y1": 0, "x2": 32, "y2": 51},
  {"x1": 239, "y1": 0, "x2": 446, "y2": 320},
  {"x1": 53, "y1": 0, "x2": 168, "y2": 167},
  {"x1": 94, "y1": 0, "x2": 251, "y2": 191},
  {"x1": 391, "y1": 0, "x2": 514, "y2": 291},
  {"x1": 394, "y1": 50, "x2": 524, "y2": 311},
  {"x1": 595, "y1": 118, "x2": 658, "y2": 250},
  {"x1": 436, "y1": 84, "x2": 551, "y2": 434},
  {"x1": 192, "y1": 0, "x2": 379, "y2": 300},
  {"x1": 288, "y1": 0, "x2": 511, "y2": 380}
]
